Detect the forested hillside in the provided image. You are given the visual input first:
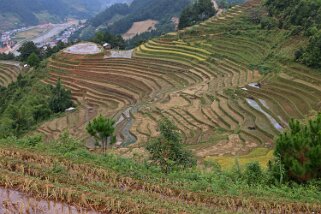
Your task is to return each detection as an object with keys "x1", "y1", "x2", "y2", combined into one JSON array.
[
  {"x1": 75, "y1": 0, "x2": 191, "y2": 40},
  {"x1": 265, "y1": 0, "x2": 321, "y2": 67},
  {"x1": 0, "y1": 0, "x2": 106, "y2": 31}
]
